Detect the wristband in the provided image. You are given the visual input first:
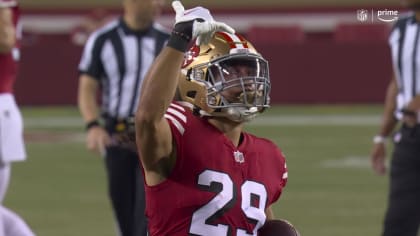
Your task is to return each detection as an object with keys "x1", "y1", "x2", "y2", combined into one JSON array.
[
  {"x1": 373, "y1": 135, "x2": 387, "y2": 144},
  {"x1": 401, "y1": 108, "x2": 417, "y2": 117},
  {"x1": 167, "y1": 32, "x2": 190, "y2": 52},
  {"x1": 86, "y1": 119, "x2": 100, "y2": 131},
  {"x1": 167, "y1": 21, "x2": 195, "y2": 52}
]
